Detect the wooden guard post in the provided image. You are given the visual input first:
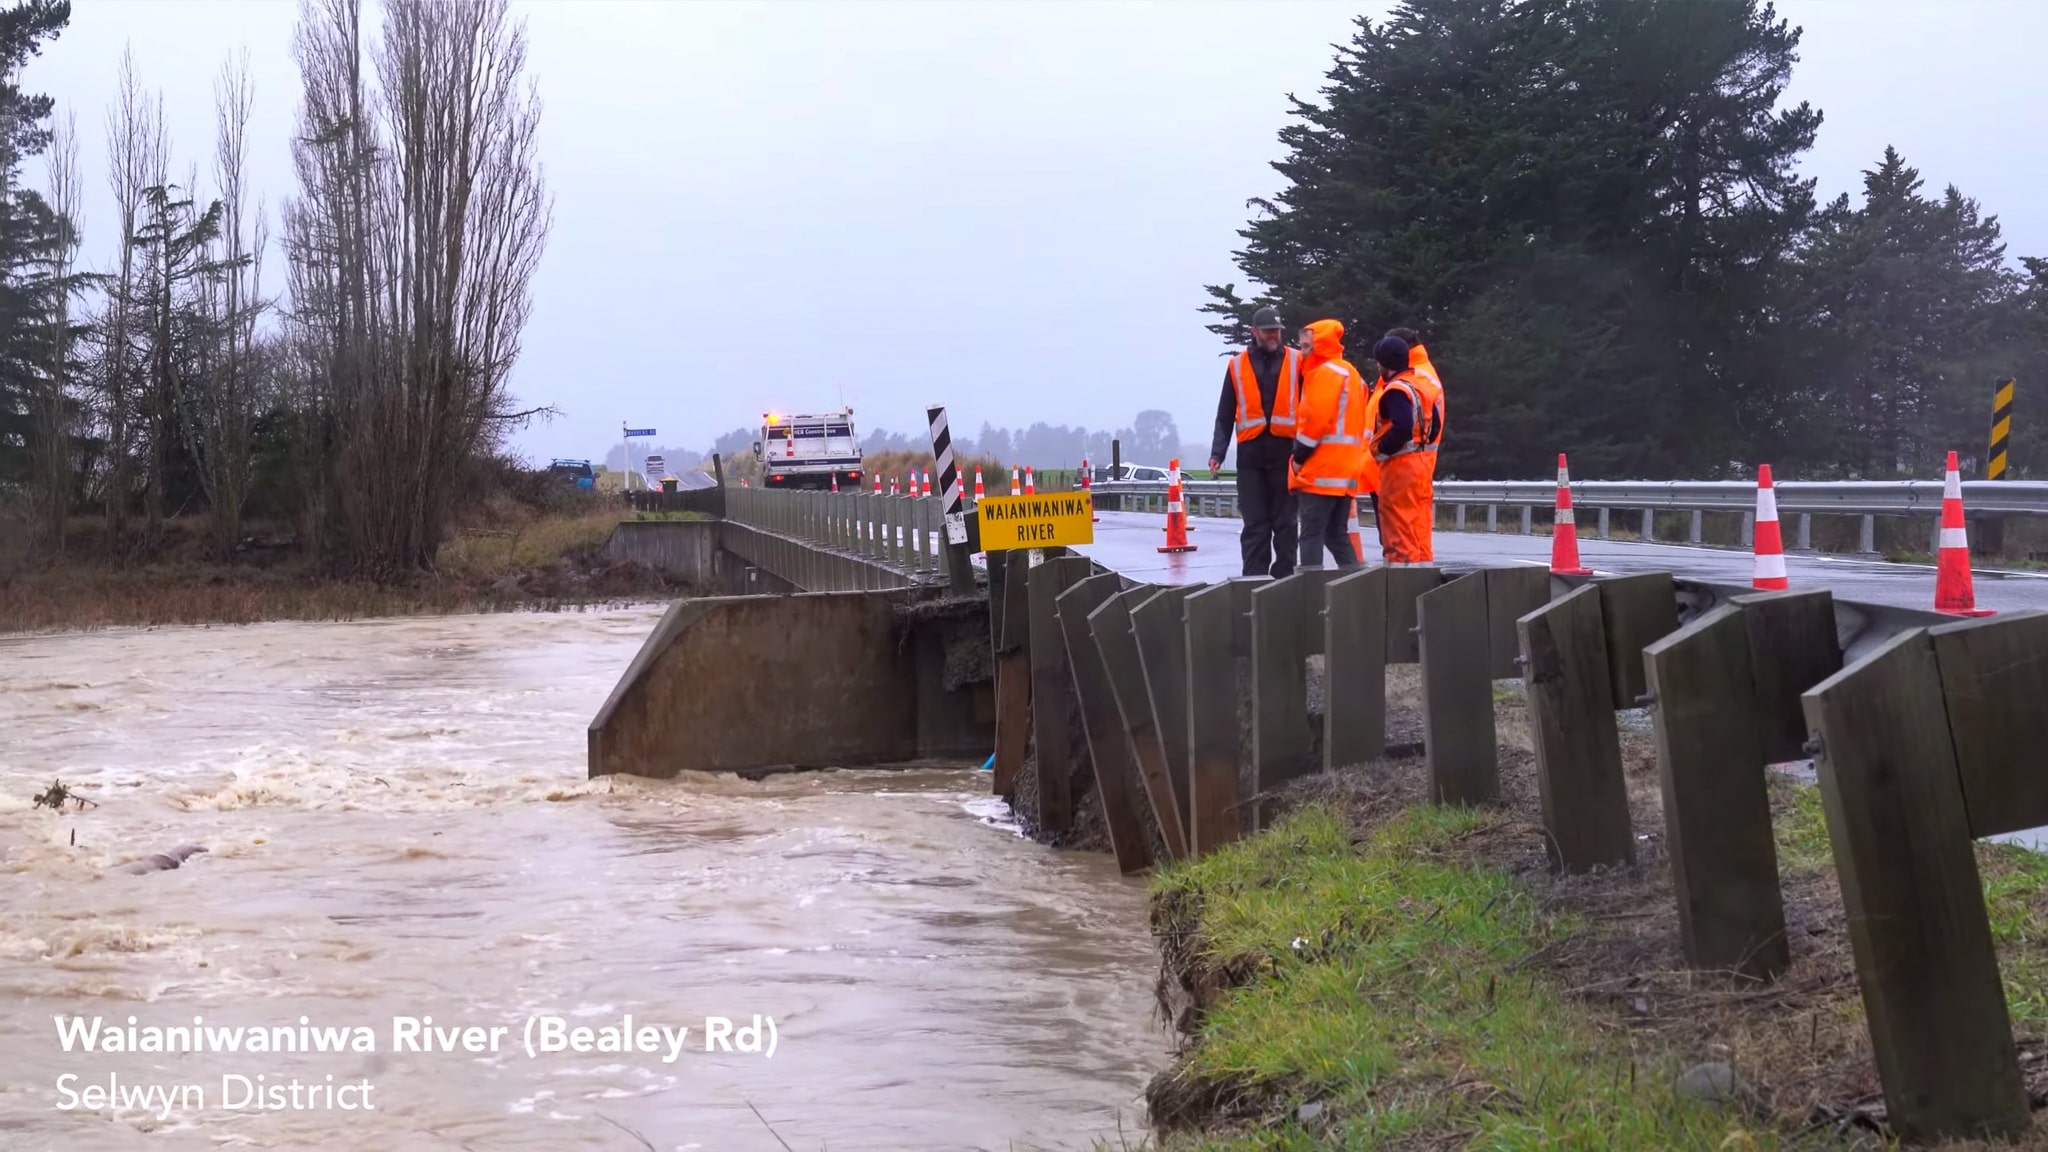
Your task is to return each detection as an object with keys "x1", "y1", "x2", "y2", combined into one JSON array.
[
  {"x1": 1091, "y1": 585, "x2": 1187, "y2": 861},
  {"x1": 1185, "y1": 578, "x2": 1263, "y2": 856},
  {"x1": 1251, "y1": 570, "x2": 1336, "y2": 828},
  {"x1": 1641, "y1": 588, "x2": 1839, "y2": 982},
  {"x1": 1026, "y1": 555, "x2": 1091, "y2": 835},
  {"x1": 1058, "y1": 573, "x2": 1155, "y2": 873},
  {"x1": 988, "y1": 551, "x2": 1033, "y2": 799},
  {"x1": 1803, "y1": 616, "x2": 2042, "y2": 1143},
  {"x1": 1132, "y1": 587, "x2": 1197, "y2": 841}
]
